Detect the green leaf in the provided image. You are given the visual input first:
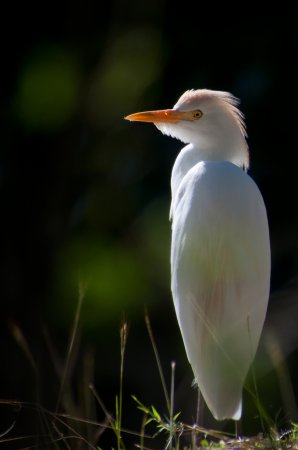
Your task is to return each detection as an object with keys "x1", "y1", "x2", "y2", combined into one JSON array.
[
  {"x1": 152, "y1": 427, "x2": 165, "y2": 438},
  {"x1": 131, "y1": 394, "x2": 140, "y2": 405},
  {"x1": 131, "y1": 395, "x2": 150, "y2": 414},
  {"x1": 151, "y1": 405, "x2": 161, "y2": 421},
  {"x1": 145, "y1": 418, "x2": 154, "y2": 426},
  {"x1": 173, "y1": 412, "x2": 181, "y2": 421}
]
